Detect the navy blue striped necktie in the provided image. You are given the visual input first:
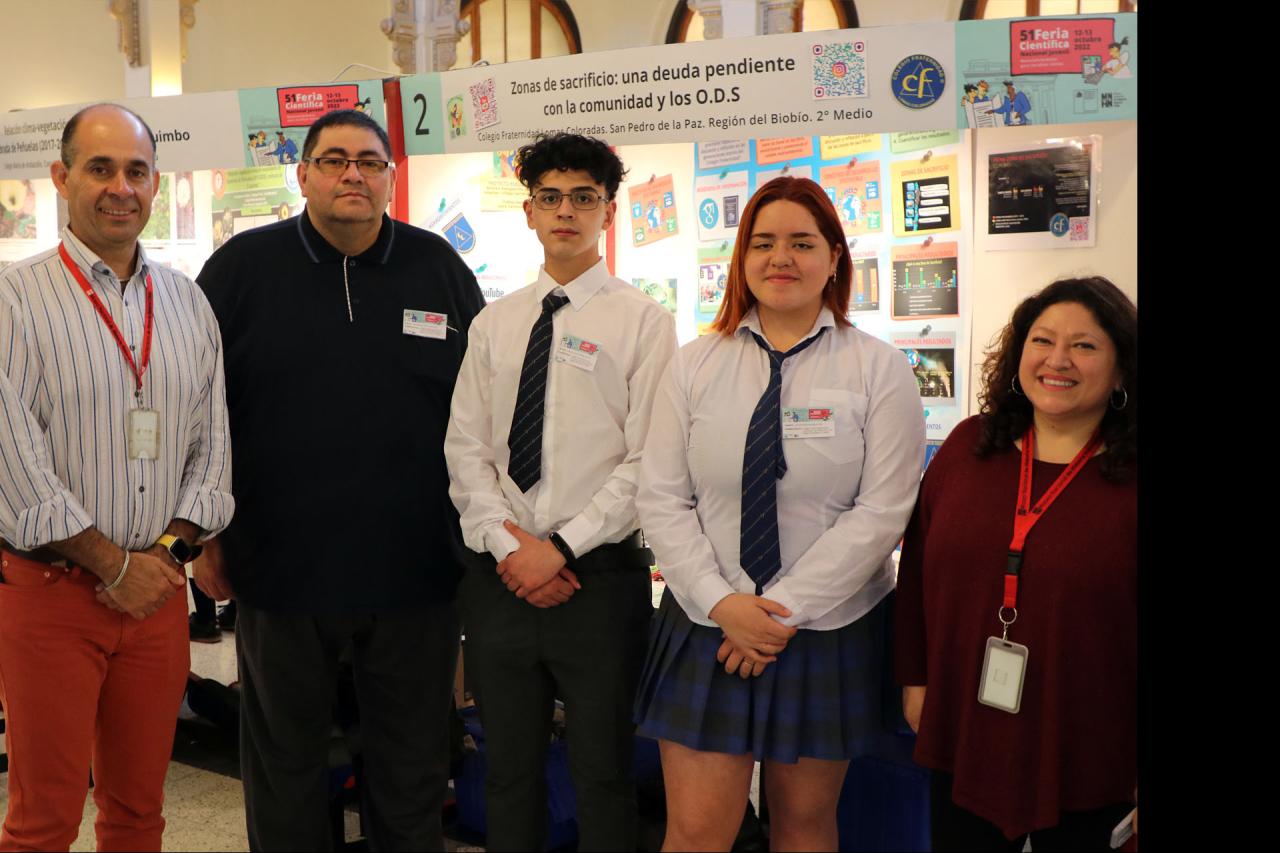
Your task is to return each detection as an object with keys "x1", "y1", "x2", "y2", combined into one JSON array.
[
  {"x1": 739, "y1": 328, "x2": 826, "y2": 594},
  {"x1": 507, "y1": 291, "x2": 571, "y2": 493}
]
